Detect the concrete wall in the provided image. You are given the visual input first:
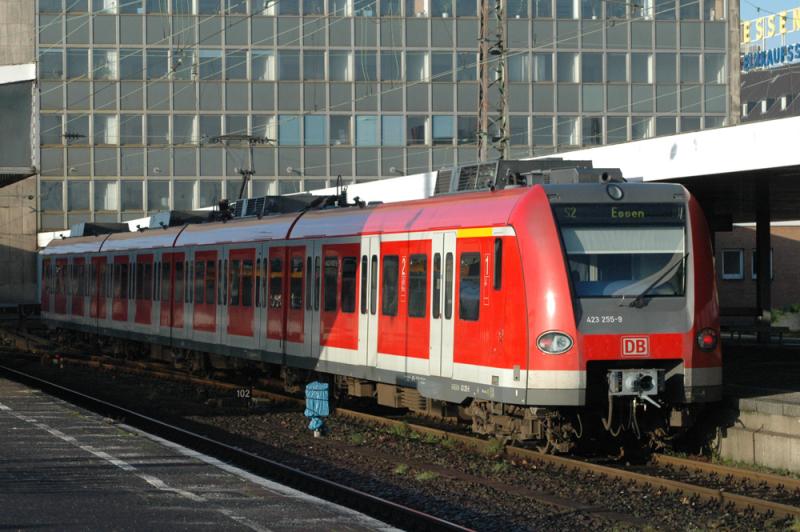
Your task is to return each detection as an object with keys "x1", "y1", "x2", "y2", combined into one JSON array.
[
  {"x1": 0, "y1": 0, "x2": 36, "y2": 307},
  {"x1": 0, "y1": 0, "x2": 34, "y2": 65},
  {"x1": 0, "y1": 176, "x2": 38, "y2": 305},
  {"x1": 716, "y1": 225, "x2": 800, "y2": 311}
]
